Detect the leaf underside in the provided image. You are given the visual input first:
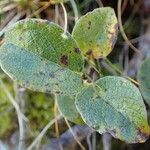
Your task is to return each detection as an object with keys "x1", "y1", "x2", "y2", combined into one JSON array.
[
  {"x1": 0, "y1": 43, "x2": 83, "y2": 97},
  {"x1": 4, "y1": 19, "x2": 83, "y2": 72},
  {"x1": 72, "y1": 7, "x2": 118, "y2": 59},
  {"x1": 138, "y1": 57, "x2": 150, "y2": 106},
  {"x1": 75, "y1": 76, "x2": 150, "y2": 143},
  {"x1": 56, "y1": 94, "x2": 83, "y2": 124}
]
